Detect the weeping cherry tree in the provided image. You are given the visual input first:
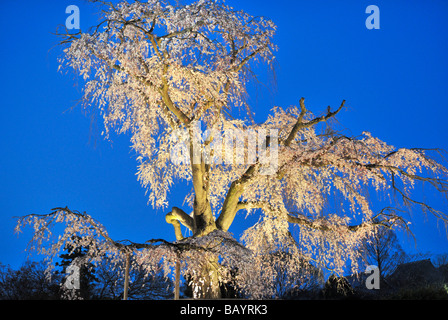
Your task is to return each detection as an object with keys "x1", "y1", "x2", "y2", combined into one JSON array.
[{"x1": 16, "y1": 0, "x2": 448, "y2": 299}]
